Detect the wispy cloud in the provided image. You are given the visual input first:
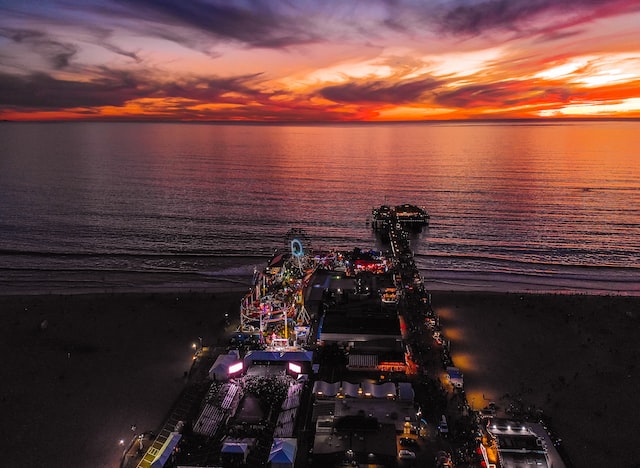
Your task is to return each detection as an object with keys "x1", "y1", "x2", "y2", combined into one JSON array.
[
  {"x1": 0, "y1": 0, "x2": 638, "y2": 120},
  {"x1": 0, "y1": 69, "x2": 143, "y2": 108},
  {"x1": 319, "y1": 76, "x2": 442, "y2": 104},
  {"x1": 0, "y1": 65, "x2": 269, "y2": 113},
  {"x1": 105, "y1": 0, "x2": 319, "y2": 48},
  {"x1": 0, "y1": 27, "x2": 78, "y2": 69},
  {"x1": 436, "y1": 0, "x2": 640, "y2": 36},
  {"x1": 433, "y1": 79, "x2": 575, "y2": 110}
]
